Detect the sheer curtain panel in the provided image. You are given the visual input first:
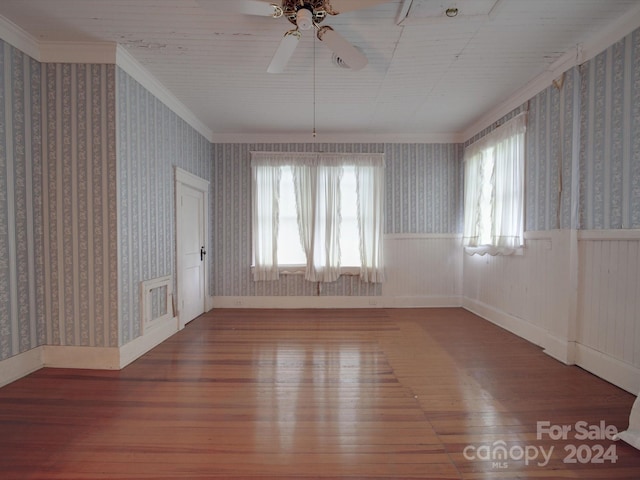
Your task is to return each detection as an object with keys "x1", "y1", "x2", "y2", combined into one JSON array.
[
  {"x1": 252, "y1": 151, "x2": 385, "y2": 283},
  {"x1": 463, "y1": 113, "x2": 526, "y2": 254},
  {"x1": 354, "y1": 159, "x2": 385, "y2": 283},
  {"x1": 251, "y1": 152, "x2": 315, "y2": 280}
]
